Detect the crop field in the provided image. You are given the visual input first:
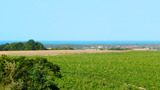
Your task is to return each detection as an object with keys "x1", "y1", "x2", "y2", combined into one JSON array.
[
  {"x1": 17, "y1": 51, "x2": 159, "y2": 90},
  {"x1": 2, "y1": 51, "x2": 159, "y2": 89}
]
